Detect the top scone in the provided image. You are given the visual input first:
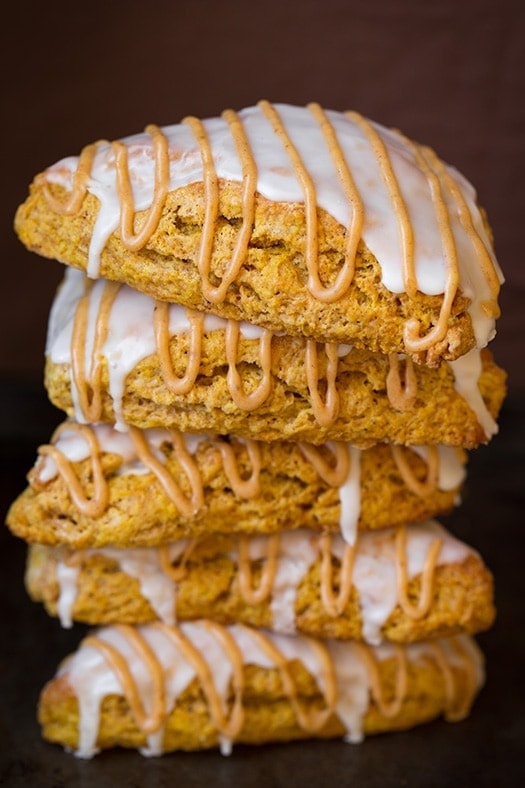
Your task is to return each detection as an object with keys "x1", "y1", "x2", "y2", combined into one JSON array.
[{"x1": 15, "y1": 102, "x2": 503, "y2": 366}]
